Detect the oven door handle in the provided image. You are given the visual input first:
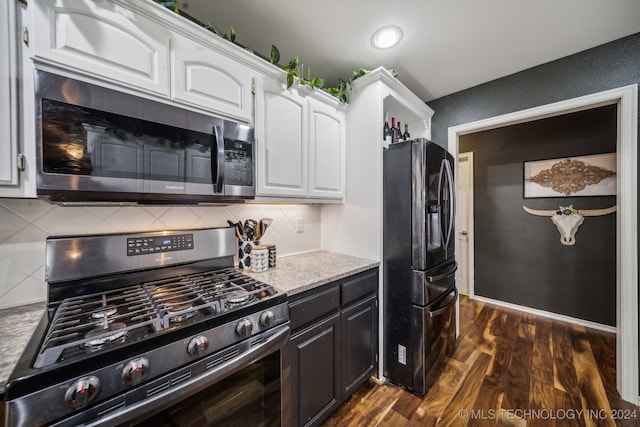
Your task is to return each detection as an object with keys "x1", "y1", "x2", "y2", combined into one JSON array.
[{"x1": 85, "y1": 324, "x2": 290, "y2": 427}]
